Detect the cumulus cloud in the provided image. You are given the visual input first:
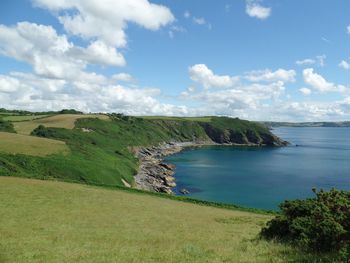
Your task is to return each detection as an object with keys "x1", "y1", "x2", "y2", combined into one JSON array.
[
  {"x1": 0, "y1": 22, "x2": 128, "y2": 80},
  {"x1": 0, "y1": 72, "x2": 188, "y2": 115},
  {"x1": 189, "y1": 64, "x2": 239, "y2": 89},
  {"x1": 182, "y1": 64, "x2": 290, "y2": 119},
  {"x1": 112, "y1": 73, "x2": 135, "y2": 83},
  {"x1": 32, "y1": 0, "x2": 174, "y2": 48},
  {"x1": 339, "y1": 60, "x2": 350, "y2": 70},
  {"x1": 245, "y1": 69, "x2": 296, "y2": 83},
  {"x1": 245, "y1": 0, "x2": 271, "y2": 20},
  {"x1": 299, "y1": 87, "x2": 312, "y2": 96},
  {"x1": 347, "y1": 25, "x2": 350, "y2": 34},
  {"x1": 296, "y1": 55, "x2": 326, "y2": 67},
  {"x1": 303, "y1": 68, "x2": 348, "y2": 94}
]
